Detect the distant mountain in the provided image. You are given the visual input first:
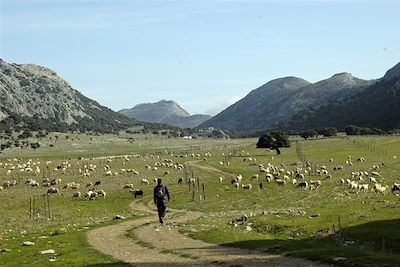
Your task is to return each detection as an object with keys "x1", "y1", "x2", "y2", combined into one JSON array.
[
  {"x1": 199, "y1": 73, "x2": 372, "y2": 131},
  {"x1": 119, "y1": 100, "x2": 211, "y2": 128},
  {"x1": 0, "y1": 59, "x2": 136, "y2": 133},
  {"x1": 280, "y1": 62, "x2": 400, "y2": 131}
]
